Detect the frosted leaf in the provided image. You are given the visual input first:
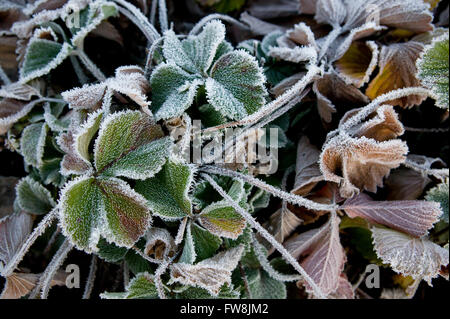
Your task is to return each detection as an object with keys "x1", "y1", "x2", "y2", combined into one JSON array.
[
  {"x1": 285, "y1": 213, "x2": 345, "y2": 297},
  {"x1": 135, "y1": 159, "x2": 195, "y2": 220},
  {"x1": 199, "y1": 201, "x2": 247, "y2": 239},
  {"x1": 263, "y1": 206, "x2": 302, "y2": 251},
  {"x1": 179, "y1": 221, "x2": 196, "y2": 264},
  {"x1": 61, "y1": 83, "x2": 107, "y2": 110},
  {"x1": 162, "y1": 29, "x2": 198, "y2": 74},
  {"x1": 245, "y1": 268, "x2": 286, "y2": 299},
  {"x1": 380, "y1": 288, "x2": 409, "y2": 299},
  {"x1": 94, "y1": 110, "x2": 171, "y2": 179},
  {"x1": 66, "y1": 0, "x2": 118, "y2": 48},
  {"x1": 342, "y1": 193, "x2": 442, "y2": 238},
  {"x1": 371, "y1": 226, "x2": 449, "y2": 284},
  {"x1": 271, "y1": 72, "x2": 305, "y2": 97},
  {"x1": 19, "y1": 38, "x2": 72, "y2": 83},
  {"x1": 107, "y1": 66, "x2": 150, "y2": 108},
  {"x1": 58, "y1": 176, "x2": 151, "y2": 252},
  {"x1": 150, "y1": 62, "x2": 202, "y2": 120},
  {"x1": 313, "y1": 72, "x2": 369, "y2": 123},
  {"x1": 384, "y1": 168, "x2": 432, "y2": 201},
  {"x1": 144, "y1": 228, "x2": 175, "y2": 260},
  {"x1": 239, "y1": 11, "x2": 286, "y2": 36},
  {"x1": 170, "y1": 245, "x2": 245, "y2": 296},
  {"x1": 366, "y1": 41, "x2": 426, "y2": 109},
  {"x1": 58, "y1": 130, "x2": 93, "y2": 176},
  {"x1": 417, "y1": 32, "x2": 449, "y2": 109},
  {"x1": 0, "y1": 99, "x2": 36, "y2": 135},
  {"x1": 0, "y1": 212, "x2": 32, "y2": 270},
  {"x1": 315, "y1": 0, "x2": 347, "y2": 27},
  {"x1": 335, "y1": 41, "x2": 379, "y2": 88},
  {"x1": 0, "y1": 82, "x2": 40, "y2": 101},
  {"x1": 16, "y1": 176, "x2": 56, "y2": 215},
  {"x1": 339, "y1": 104, "x2": 404, "y2": 141},
  {"x1": 190, "y1": 222, "x2": 222, "y2": 262},
  {"x1": 284, "y1": 23, "x2": 318, "y2": 49},
  {"x1": 101, "y1": 272, "x2": 158, "y2": 299},
  {"x1": 329, "y1": 274, "x2": 355, "y2": 299},
  {"x1": 182, "y1": 20, "x2": 226, "y2": 74},
  {"x1": 292, "y1": 136, "x2": 324, "y2": 196},
  {"x1": 90, "y1": 20, "x2": 123, "y2": 45},
  {"x1": 20, "y1": 122, "x2": 48, "y2": 168},
  {"x1": 320, "y1": 133, "x2": 408, "y2": 198},
  {"x1": 206, "y1": 50, "x2": 267, "y2": 120},
  {"x1": 43, "y1": 102, "x2": 71, "y2": 132},
  {"x1": 269, "y1": 46, "x2": 317, "y2": 64},
  {"x1": 73, "y1": 110, "x2": 103, "y2": 165},
  {"x1": 425, "y1": 180, "x2": 449, "y2": 223},
  {"x1": 323, "y1": 0, "x2": 434, "y2": 33}
]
